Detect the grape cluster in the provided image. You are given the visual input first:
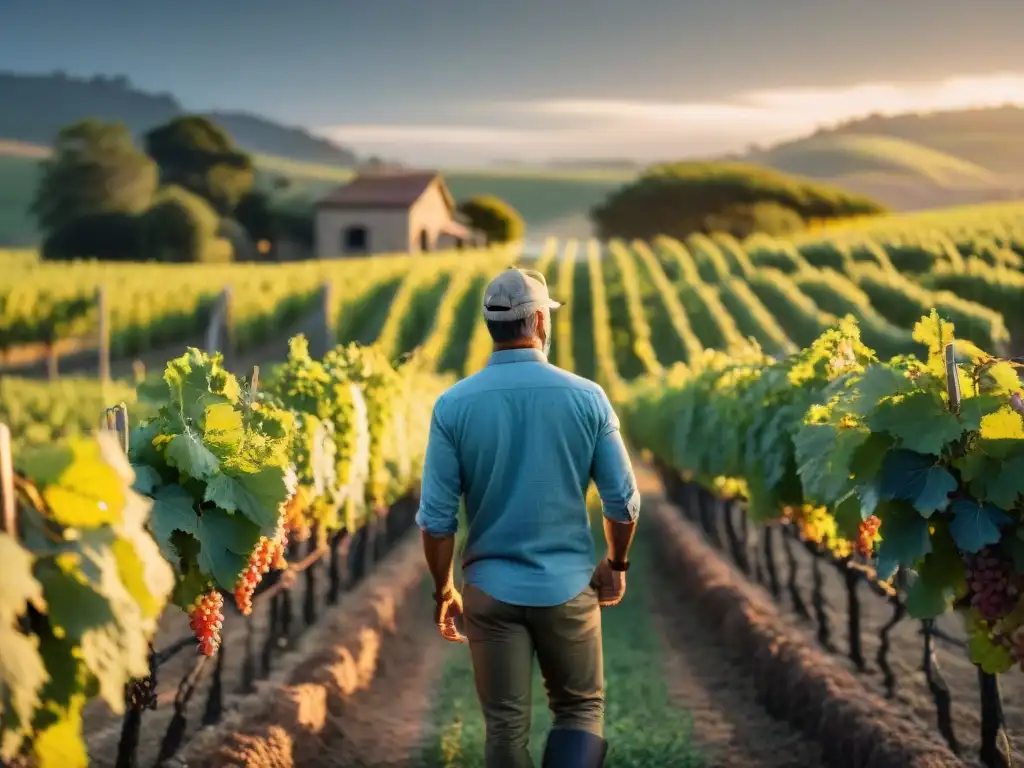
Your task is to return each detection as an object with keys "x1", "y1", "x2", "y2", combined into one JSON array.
[
  {"x1": 188, "y1": 590, "x2": 225, "y2": 656},
  {"x1": 233, "y1": 522, "x2": 288, "y2": 615},
  {"x1": 966, "y1": 548, "x2": 1019, "y2": 622},
  {"x1": 855, "y1": 516, "x2": 881, "y2": 558}
]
